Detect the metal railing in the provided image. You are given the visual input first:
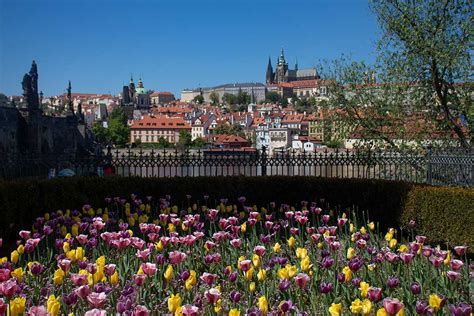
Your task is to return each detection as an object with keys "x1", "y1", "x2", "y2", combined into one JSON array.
[{"x1": 0, "y1": 147, "x2": 472, "y2": 186}]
